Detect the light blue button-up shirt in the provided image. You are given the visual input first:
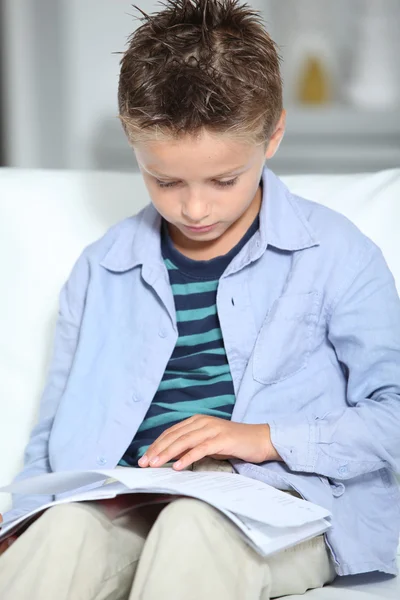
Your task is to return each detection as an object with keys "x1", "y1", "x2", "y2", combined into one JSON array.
[{"x1": 5, "y1": 169, "x2": 400, "y2": 576}]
